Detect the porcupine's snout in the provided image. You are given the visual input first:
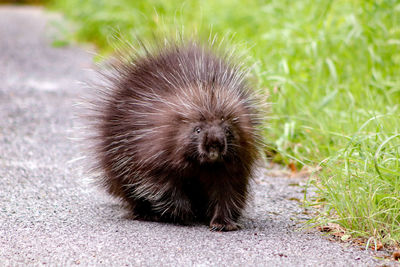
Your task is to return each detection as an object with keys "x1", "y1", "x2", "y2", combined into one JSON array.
[{"x1": 203, "y1": 125, "x2": 227, "y2": 161}]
